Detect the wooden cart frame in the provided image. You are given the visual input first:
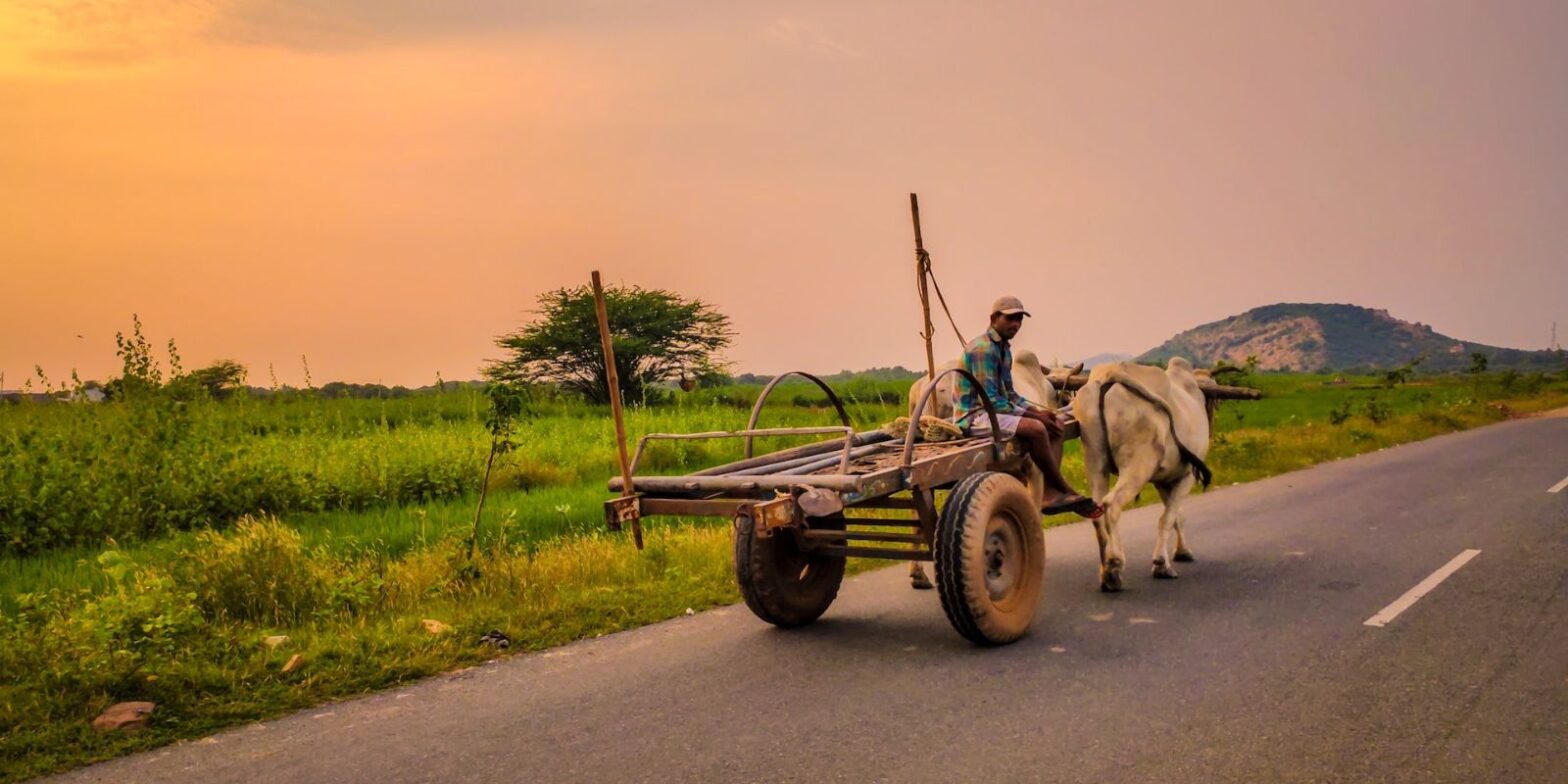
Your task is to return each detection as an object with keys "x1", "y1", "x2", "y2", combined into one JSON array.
[{"x1": 607, "y1": 367, "x2": 1065, "y2": 645}]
